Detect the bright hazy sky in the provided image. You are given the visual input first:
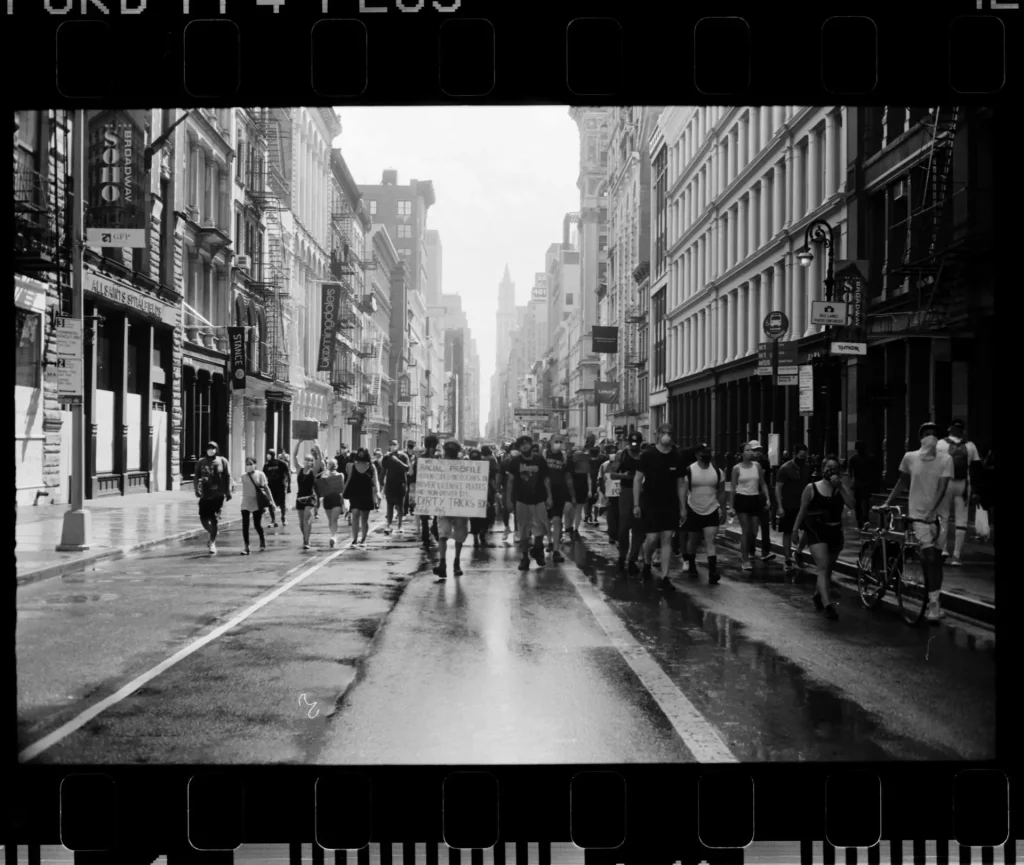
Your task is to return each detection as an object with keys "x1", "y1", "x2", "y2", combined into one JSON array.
[{"x1": 331, "y1": 106, "x2": 581, "y2": 435}]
